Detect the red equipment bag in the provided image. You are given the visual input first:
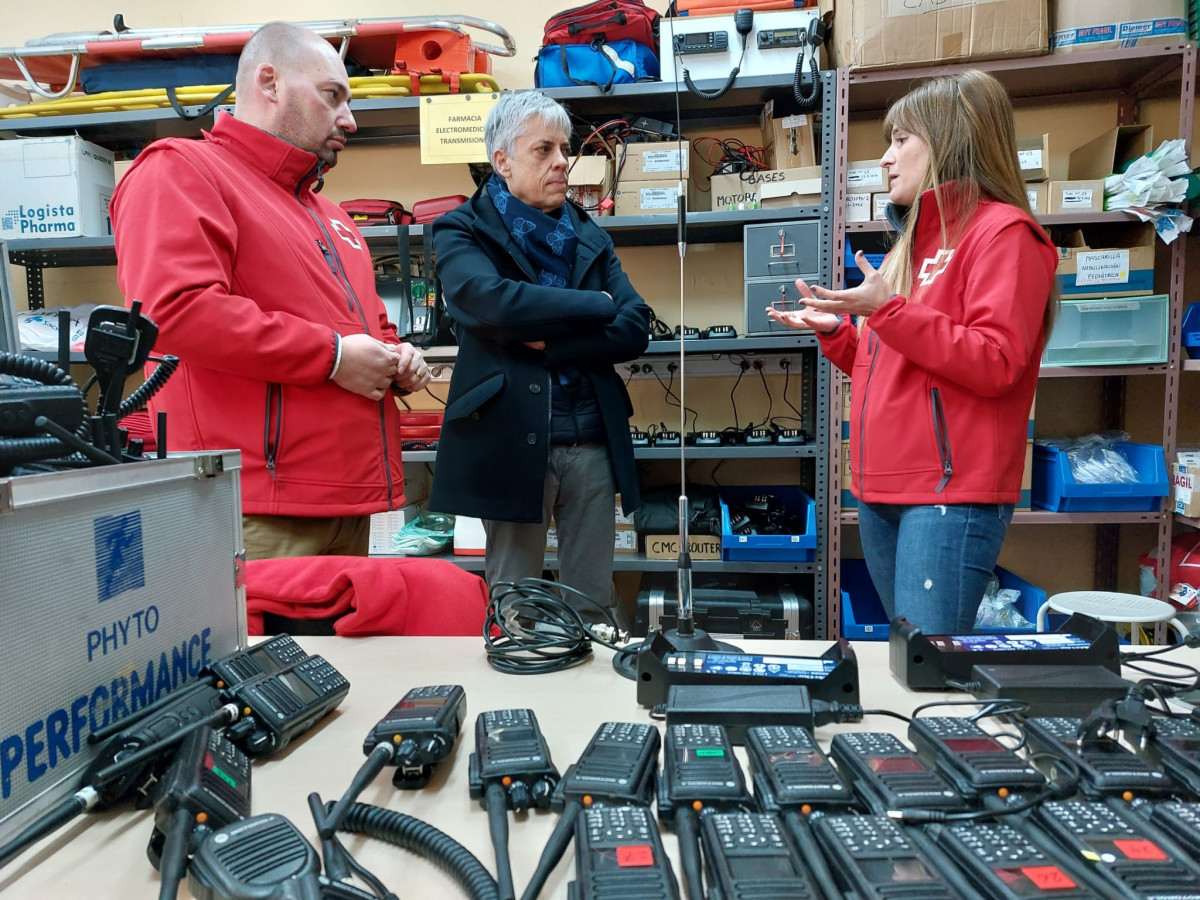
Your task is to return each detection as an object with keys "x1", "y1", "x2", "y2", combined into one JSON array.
[
  {"x1": 411, "y1": 196, "x2": 469, "y2": 224},
  {"x1": 339, "y1": 199, "x2": 413, "y2": 226},
  {"x1": 544, "y1": 0, "x2": 660, "y2": 48}
]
